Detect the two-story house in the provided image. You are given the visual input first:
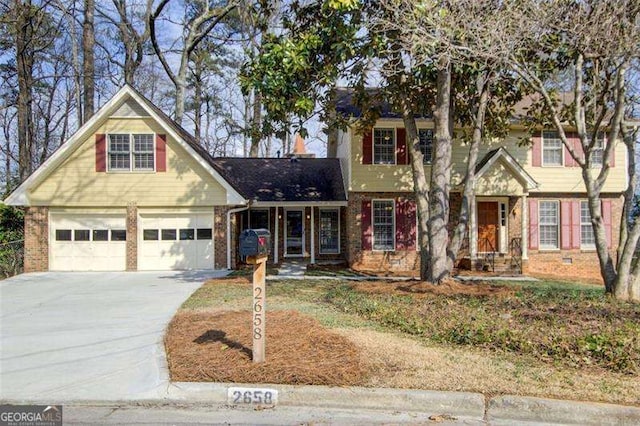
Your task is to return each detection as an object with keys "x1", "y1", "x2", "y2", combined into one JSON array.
[
  {"x1": 332, "y1": 92, "x2": 626, "y2": 281},
  {"x1": 6, "y1": 85, "x2": 625, "y2": 283}
]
